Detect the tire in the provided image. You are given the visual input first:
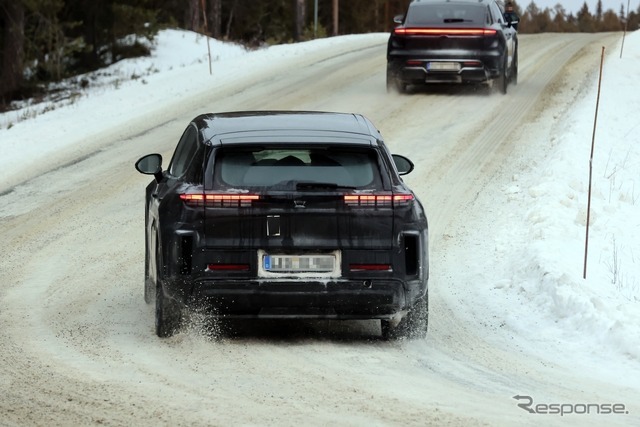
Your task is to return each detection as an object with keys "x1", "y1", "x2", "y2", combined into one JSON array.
[
  {"x1": 143, "y1": 233, "x2": 155, "y2": 304},
  {"x1": 154, "y1": 244, "x2": 182, "y2": 338},
  {"x1": 155, "y1": 284, "x2": 182, "y2": 338},
  {"x1": 156, "y1": 286, "x2": 182, "y2": 338},
  {"x1": 494, "y1": 55, "x2": 508, "y2": 95},
  {"x1": 511, "y1": 50, "x2": 518, "y2": 86},
  {"x1": 386, "y1": 66, "x2": 407, "y2": 94},
  {"x1": 386, "y1": 68, "x2": 394, "y2": 93},
  {"x1": 381, "y1": 292, "x2": 429, "y2": 340}
]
